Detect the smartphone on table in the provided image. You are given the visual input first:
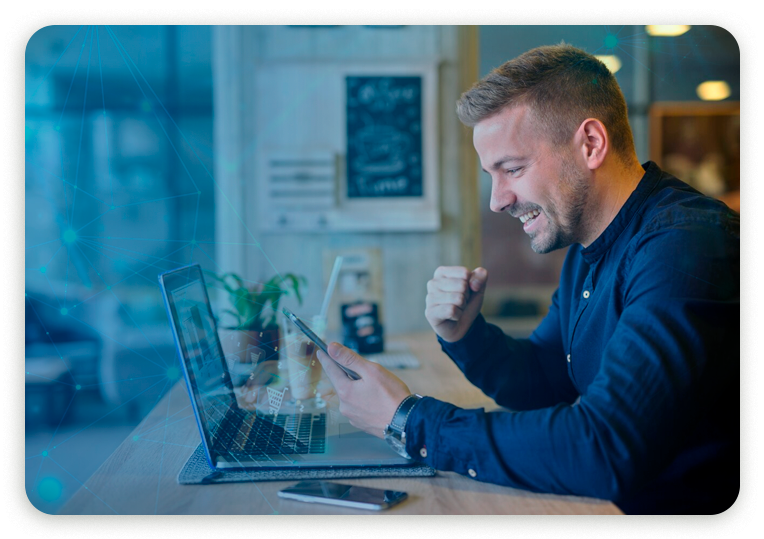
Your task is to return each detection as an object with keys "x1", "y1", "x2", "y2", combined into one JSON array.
[{"x1": 278, "y1": 481, "x2": 408, "y2": 511}]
